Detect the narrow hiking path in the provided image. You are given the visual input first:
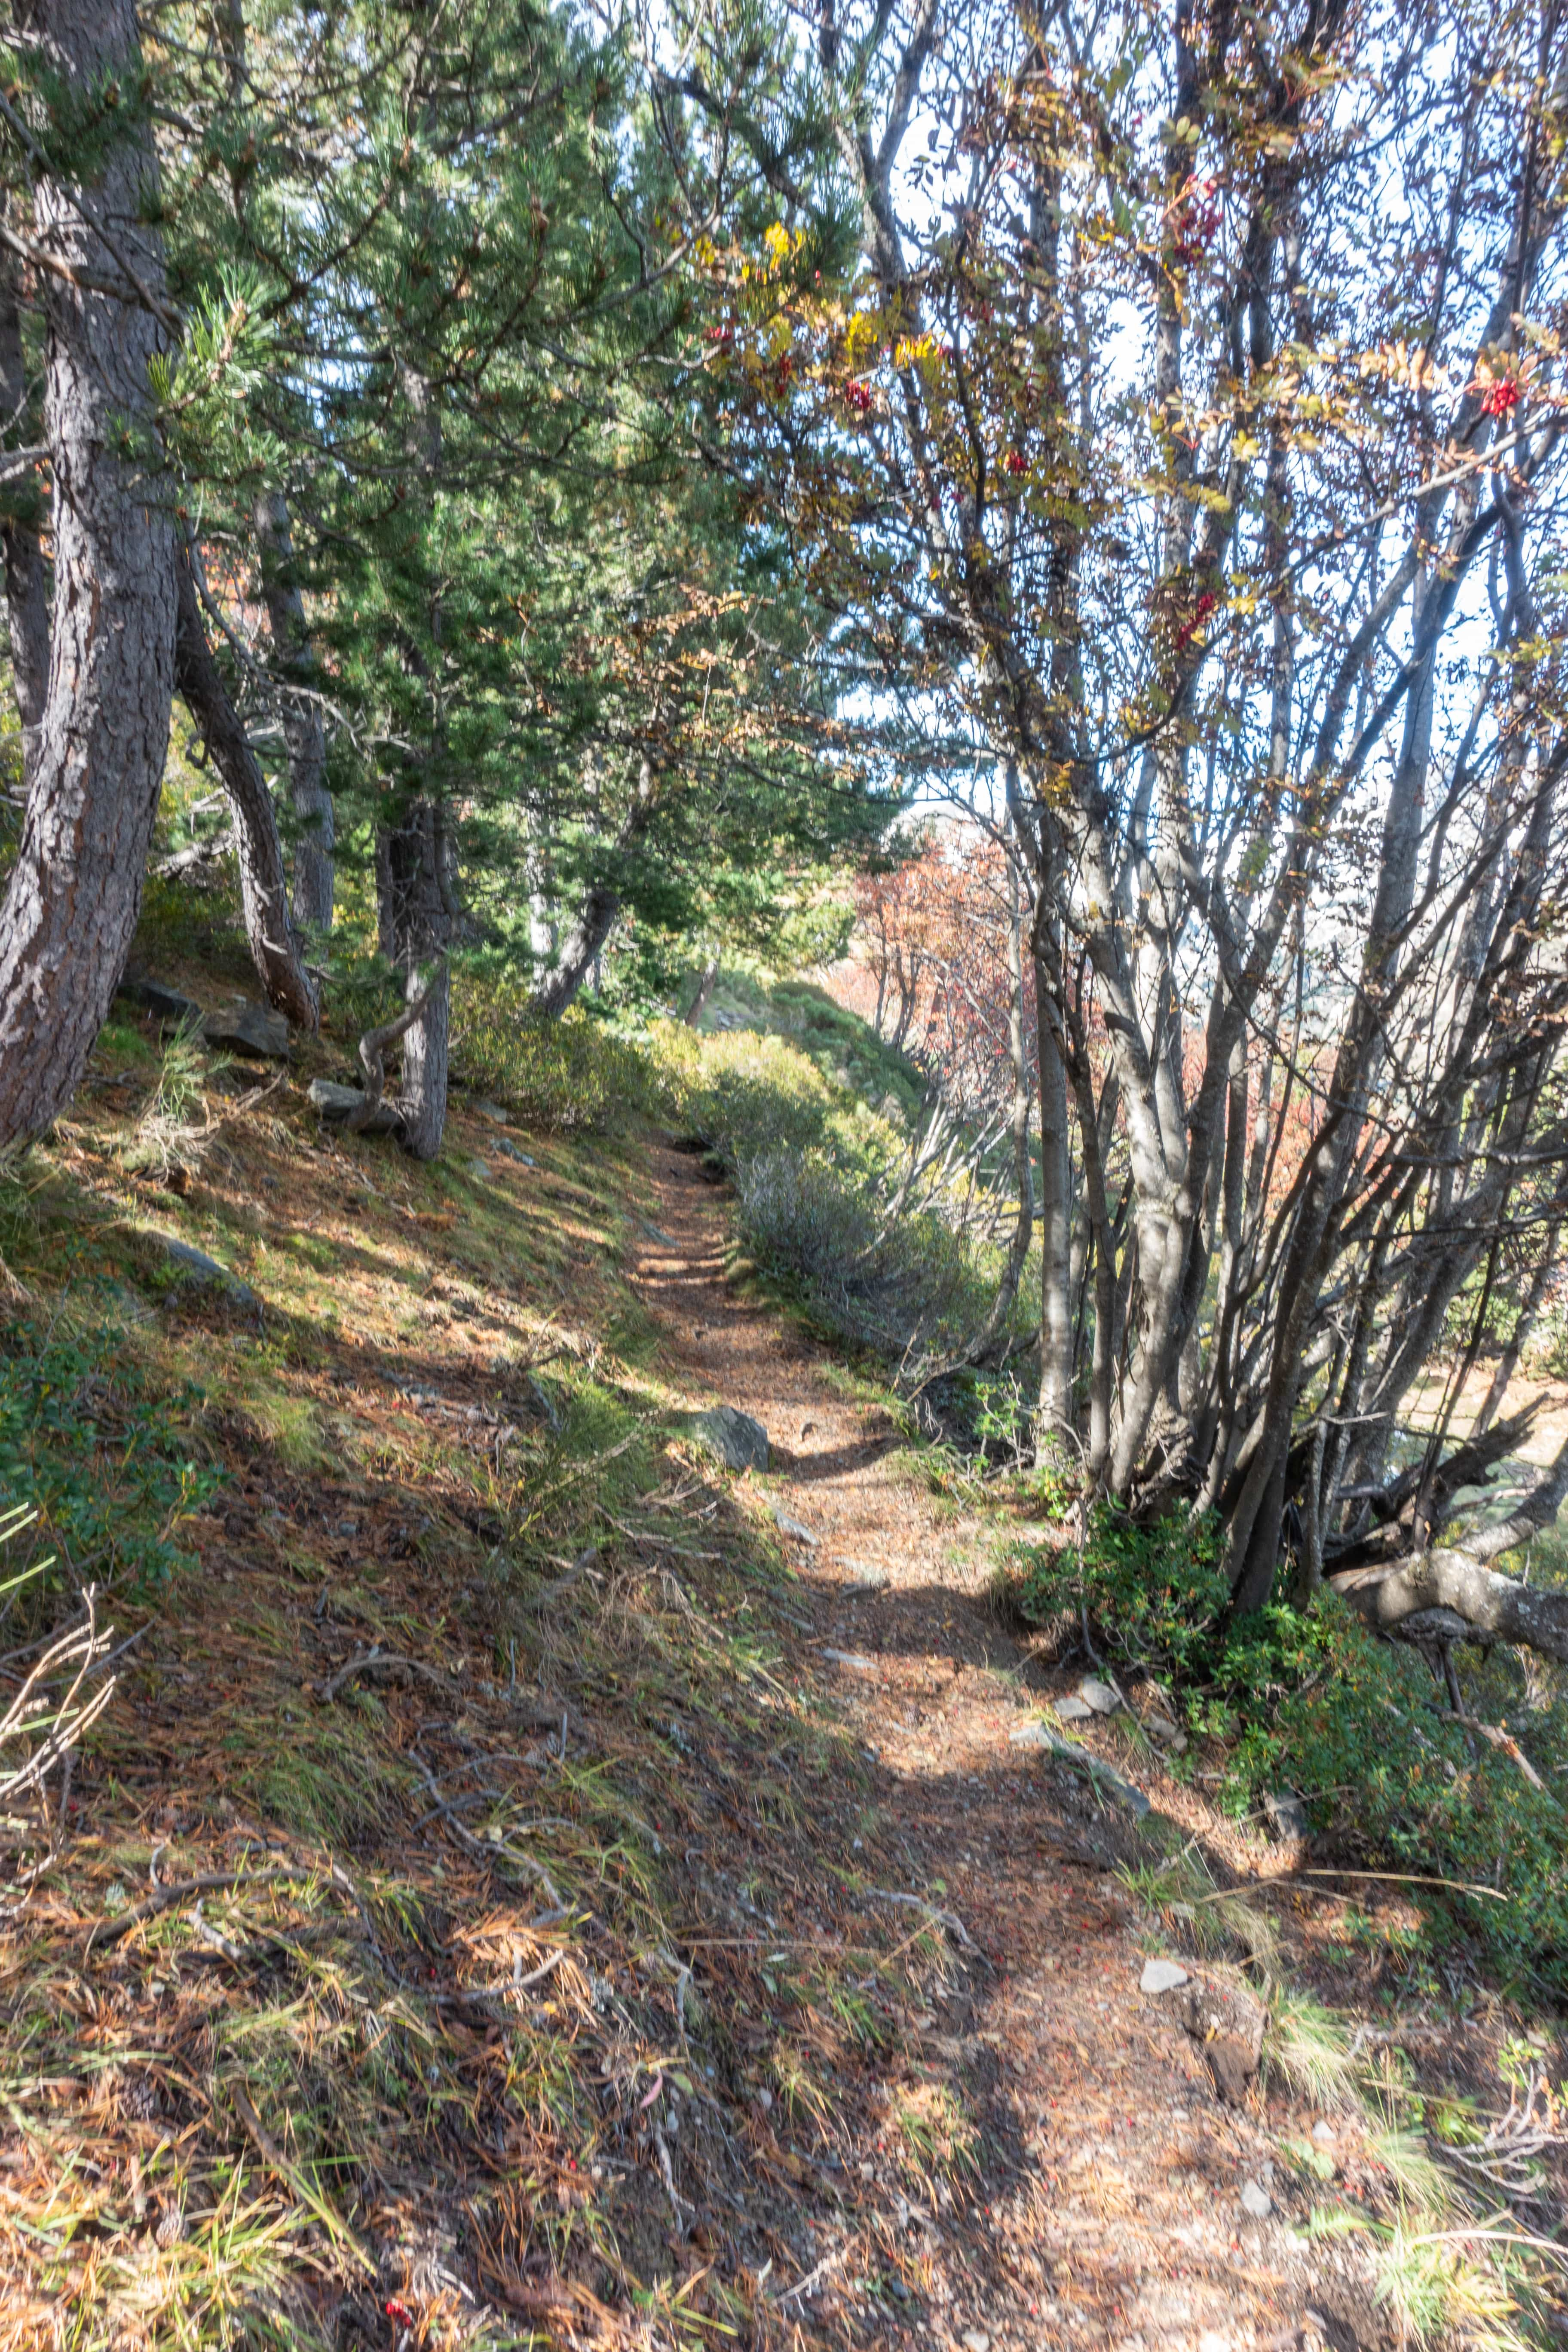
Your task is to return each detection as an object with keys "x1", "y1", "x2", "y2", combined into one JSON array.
[{"x1": 631, "y1": 1136, "x2": 1367, "y2": 2352}]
